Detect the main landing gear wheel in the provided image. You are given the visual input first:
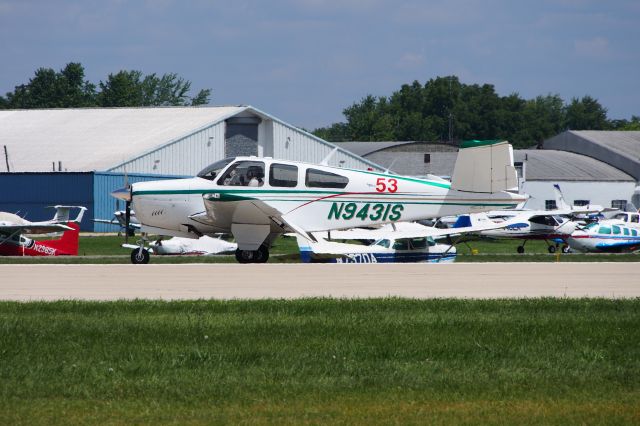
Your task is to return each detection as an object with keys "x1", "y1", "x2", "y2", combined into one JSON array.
[
  {"x1": 517, "y1": 245, "x2": 525, "y2": 254},
  {"x1": 131, "y1": 248, "x2": 150, "y2": 264},
  {"x1": 547, "y1": 245, "x2": 556, "y2": 254},
  {"x1": 235, "y1": 245, "x2": 270, "y2": 264}
]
